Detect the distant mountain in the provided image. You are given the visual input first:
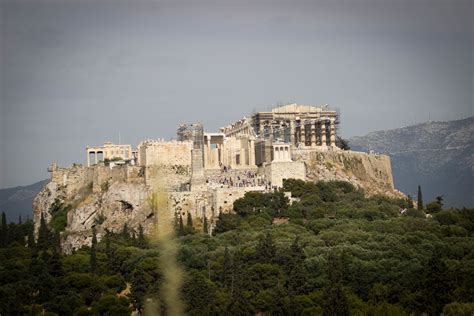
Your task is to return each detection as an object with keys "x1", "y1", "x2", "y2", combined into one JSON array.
[
  {"x1": 0, "y1": 180, "x2": 48, "y2": 223},
  {"x1": 349, "y1": 117, "x2": 473, "y2": 208}
]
